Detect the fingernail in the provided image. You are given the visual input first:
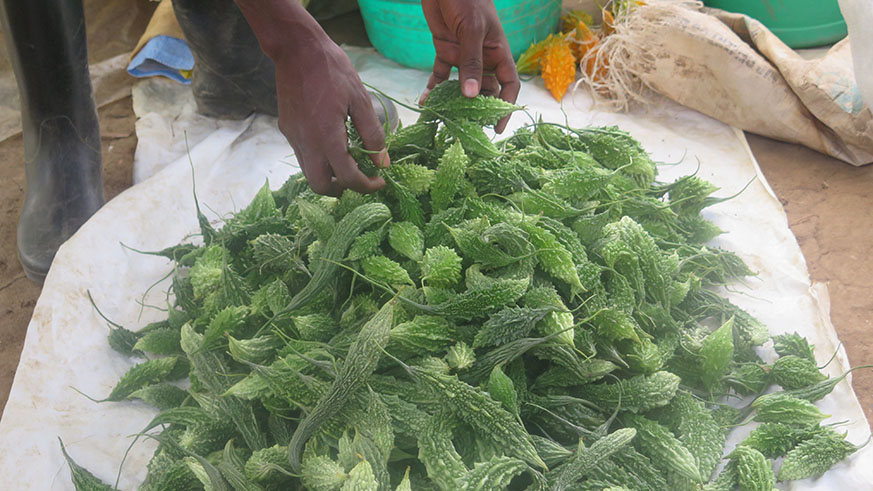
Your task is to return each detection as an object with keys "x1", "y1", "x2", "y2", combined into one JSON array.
[
  {"x1": 419, "y1": 88, "x2": 431, "y2": 105},
  {"x1": 462, "y1": 79, "x2": 479, "y2": 97}
]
